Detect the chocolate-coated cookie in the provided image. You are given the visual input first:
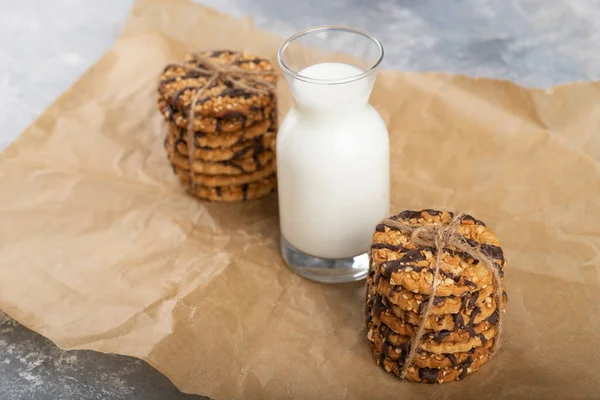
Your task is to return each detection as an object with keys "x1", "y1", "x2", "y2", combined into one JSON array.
[
  {"x1": 173, "y1": 161, "x2": 276, "y2": 188},
  {"x1": 167, "y1": 145, "x2": 274, "y2": 176},
  {"x1": 159, "y1": 50, "x2": 276, "y2": 119},
  {"x1": 158, "y1": 97, "x2": 274, "y2": 134},
  {"x1": 369, "y1": 320, "x2": 497, "y2": 354},
  {"x1": 368, "y1": 267, "x2": 495, "y2": 315},
  {"x1": 368, "y1": 323, "x2": 495, "y2": 369},
  {"x1": 367, "y1": 291, "x2": 504, "y2": 332},
  {"x1": 179, "y1": 174, "x2": 276, "y2": 202},
  {"x1": 369, "y1": 341, "x2": 491, "y2": 384},
  {"x1": 371, "y1": 209, "x2": 507, "y2": 296},
  {"x1": 165, "y1": 129, "x2": 275, "y2": 162}
]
